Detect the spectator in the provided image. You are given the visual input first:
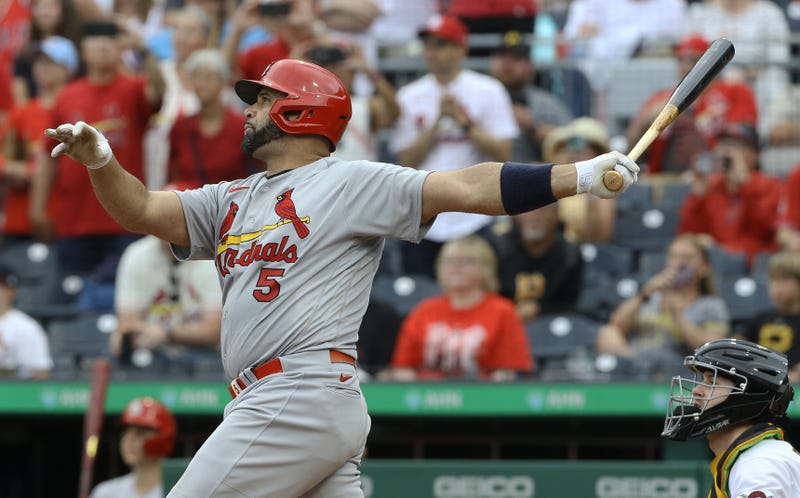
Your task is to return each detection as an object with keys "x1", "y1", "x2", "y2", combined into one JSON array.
[
  {"x1": 390, "y1": 14, "x2": 519, "y2": 277},
  {"x1": 89, "y1": 397, "x2": 176, "y2": 498},
  {"x1": 222, "y1": 0, "x2": 320, "y2": 82},
  {"x1": 595, "y1": 234, "x2": 730, "y2": 380},
  {"x1": 1, "y1": 36, "x2": 77, "y2": 246},
  {"x1": 11, "y1": 0, "x2": 83, "y2": 105},
  {"x1": 488, "y1": 30, "x2": 573, "y2": 163},
  {"x1": 738, "y1": 251, "x2": 800, "y2": 383},
  {"x1": 315, "y1": 0, "x2": 383, "y2": 97},
  {"x1": 562, "y1": 0, "x2": 687, "y2": 99},
  {"x1": 111, "y1": 228, "x2": 222, "y2": 372},
  {"x1": 0, "y1": 263, "x2": 53, "y2": 379},
  {"x1": 678, "y1": 122, "x2": 783, "y2": 264},
  {"x1": 382, "y1": 235, "x2": 534, "y2": 382},
  {"x1": 486, "y1": 202, "x2": 583, "y2": 323},
  {"x1": 626, "y1": 34, "x2": 758, "y2": 175},
  {"x1": 167, "y1": 49, "x2": 256, "y2": 188},
  {"x1": 30, "y1": 20, "x2": 165, "y2": 299},
  {"x1": 0, "y1": 0, "x2": 32, "y2": 126},
  {"x1": 541, "y1": 117, "x2": 616, "y2": 243},
  {"x1": 687, "y1": 0, "x2": 791, "y2": 129},
  {"x1": 778, "y1": 164, "x2": 800, "y2": 252},
  {"x1": 763, "y1": 83, "x2": 800, "y2": 146},
  {"x1": 444, "y1": 0, "x2": 537, "y2": 53},
  {"x1": 304, "y1": 42, "x2": 400, "y2": 162}
]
